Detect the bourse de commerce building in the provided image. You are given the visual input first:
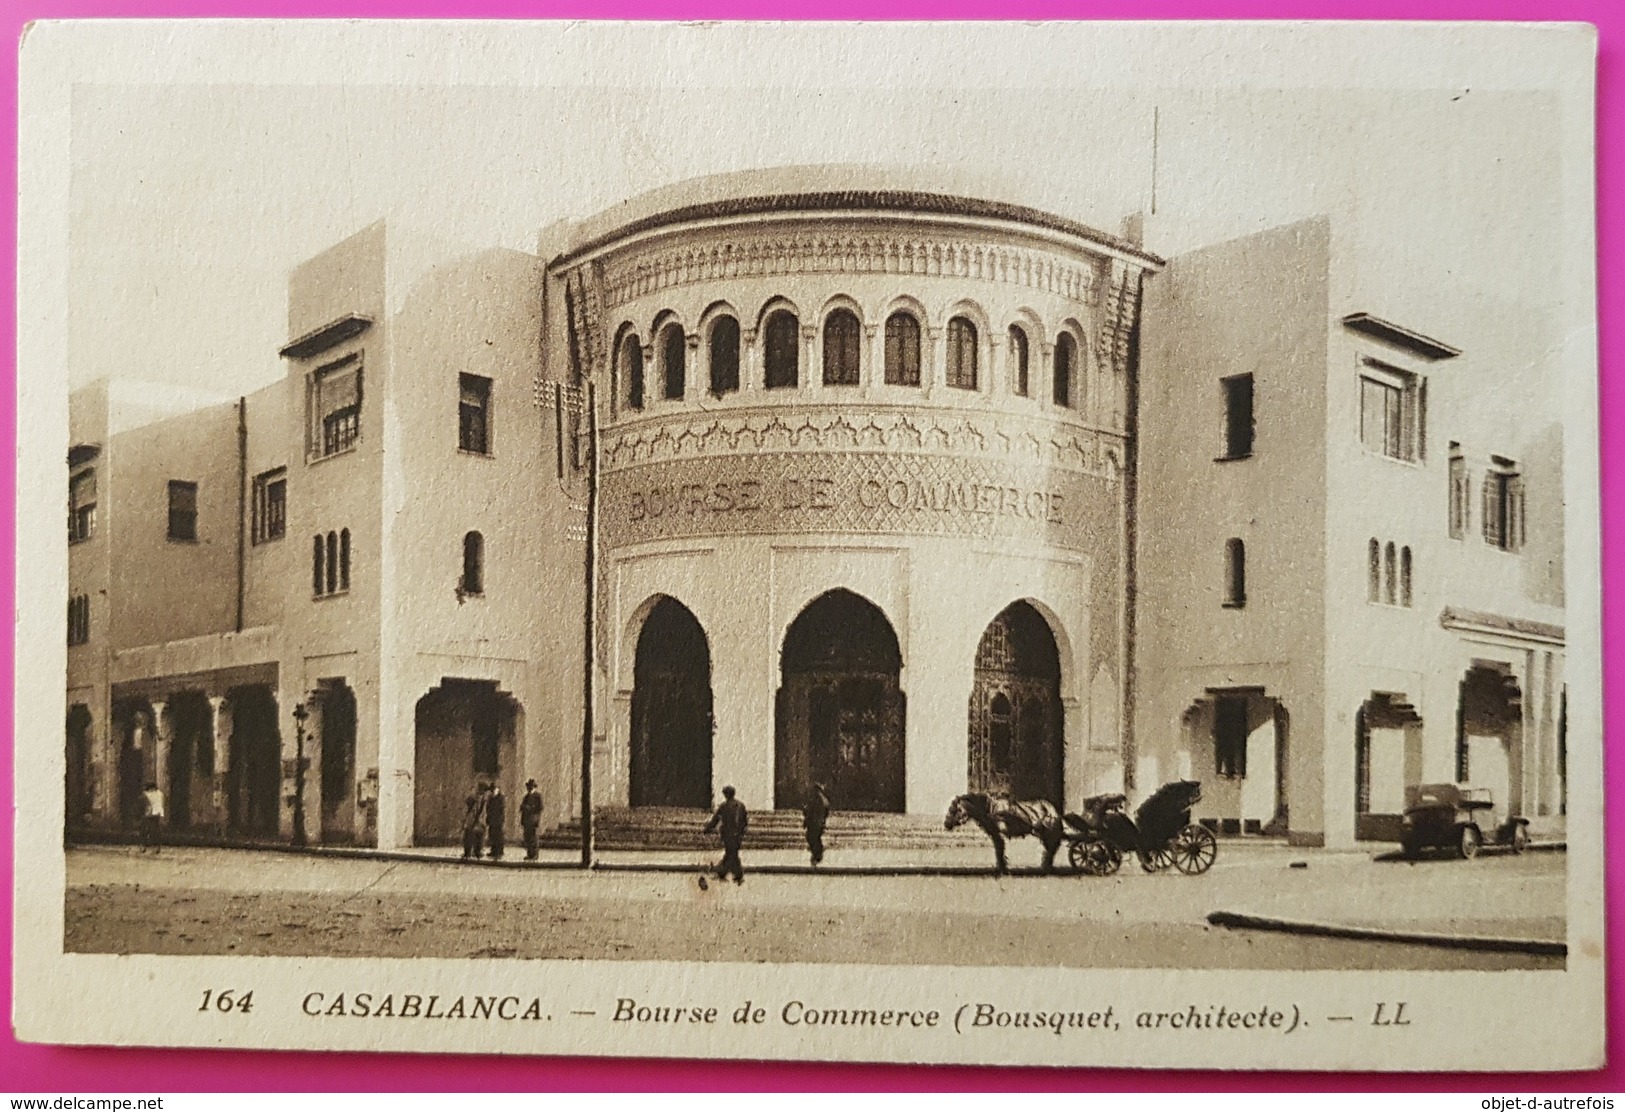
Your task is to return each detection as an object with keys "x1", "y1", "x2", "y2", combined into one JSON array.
[{"x1": 63, "y1": 167, "x2": 1570, "y2": 853}]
